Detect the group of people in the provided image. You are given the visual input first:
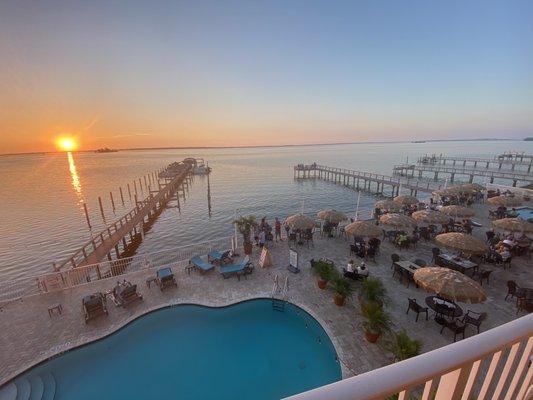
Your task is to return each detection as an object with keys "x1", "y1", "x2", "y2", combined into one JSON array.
[
  {"x1": 485, "y1": 231, "x2": 531, "y2": 263},
  {"x1": 352, "y1": 237, "x2": 381, "y2": 258},
  {"x1": 343, "y1": 259, "x2": 369, "y2": 280},
  {"x1": 254, "y1": 217, "x2": 285, "y2": 247}
]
